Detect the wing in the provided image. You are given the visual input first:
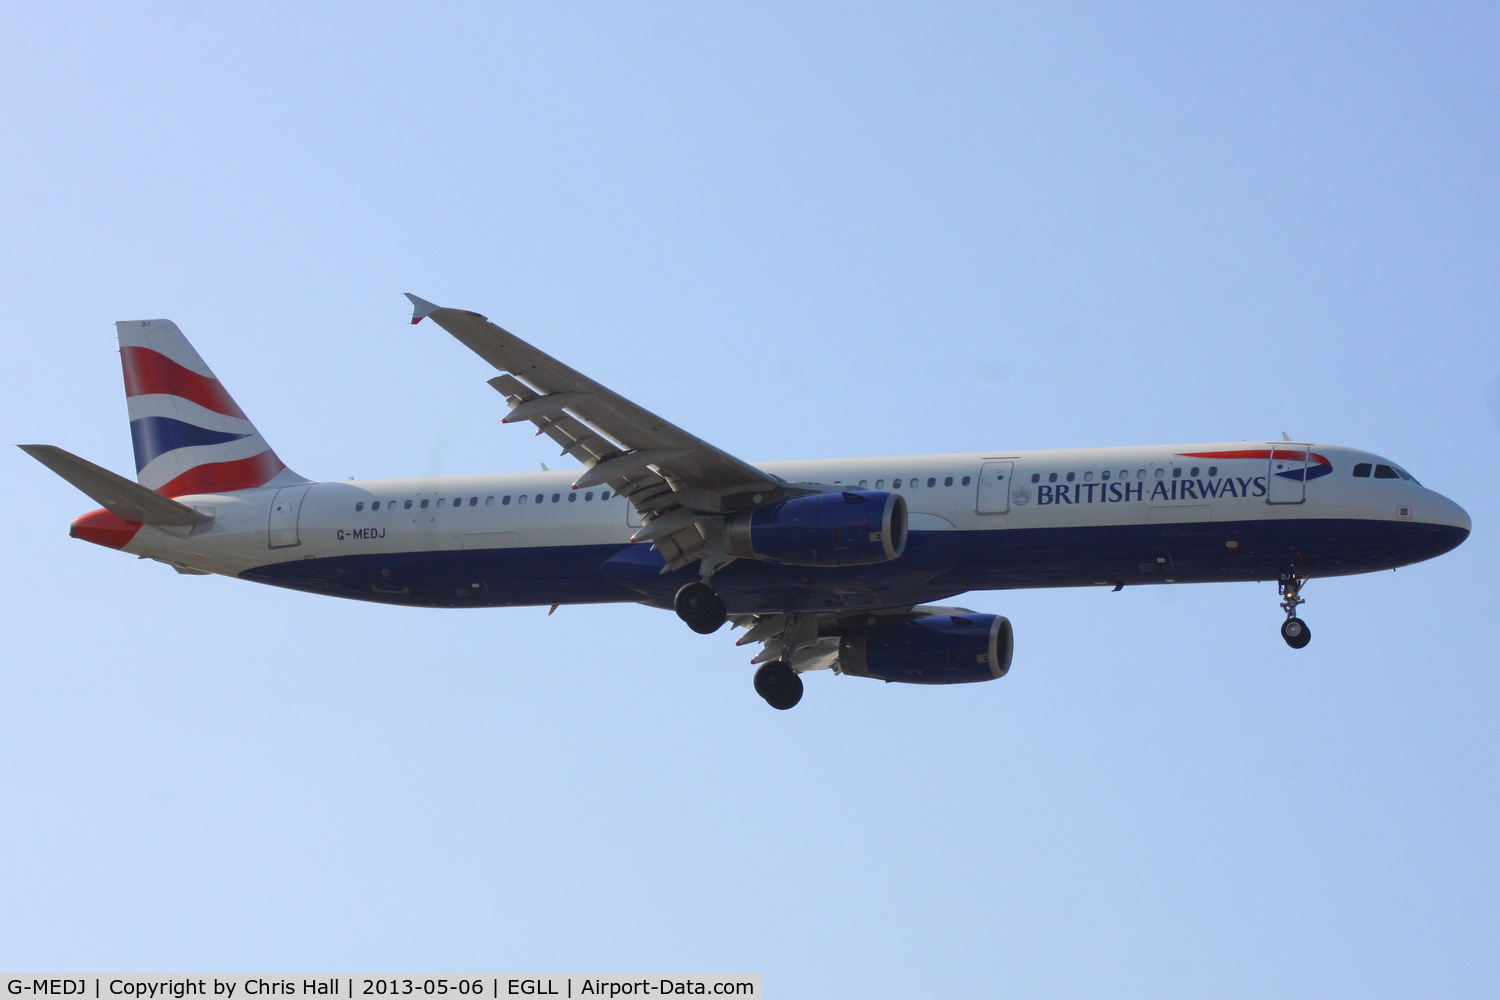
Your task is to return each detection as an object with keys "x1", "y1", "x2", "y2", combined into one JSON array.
[{"x1": 407, "y1": 294, "x2": 794, "y2": 571}]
